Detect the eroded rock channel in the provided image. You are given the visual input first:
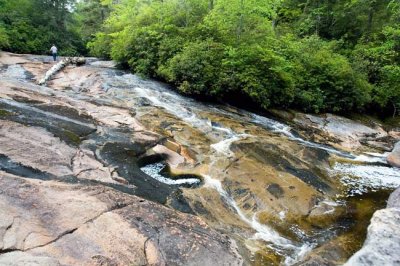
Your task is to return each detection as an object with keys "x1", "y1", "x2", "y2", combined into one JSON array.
[{"x1": 0, "y1": 52, "x2": 399, "y2": 265}]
